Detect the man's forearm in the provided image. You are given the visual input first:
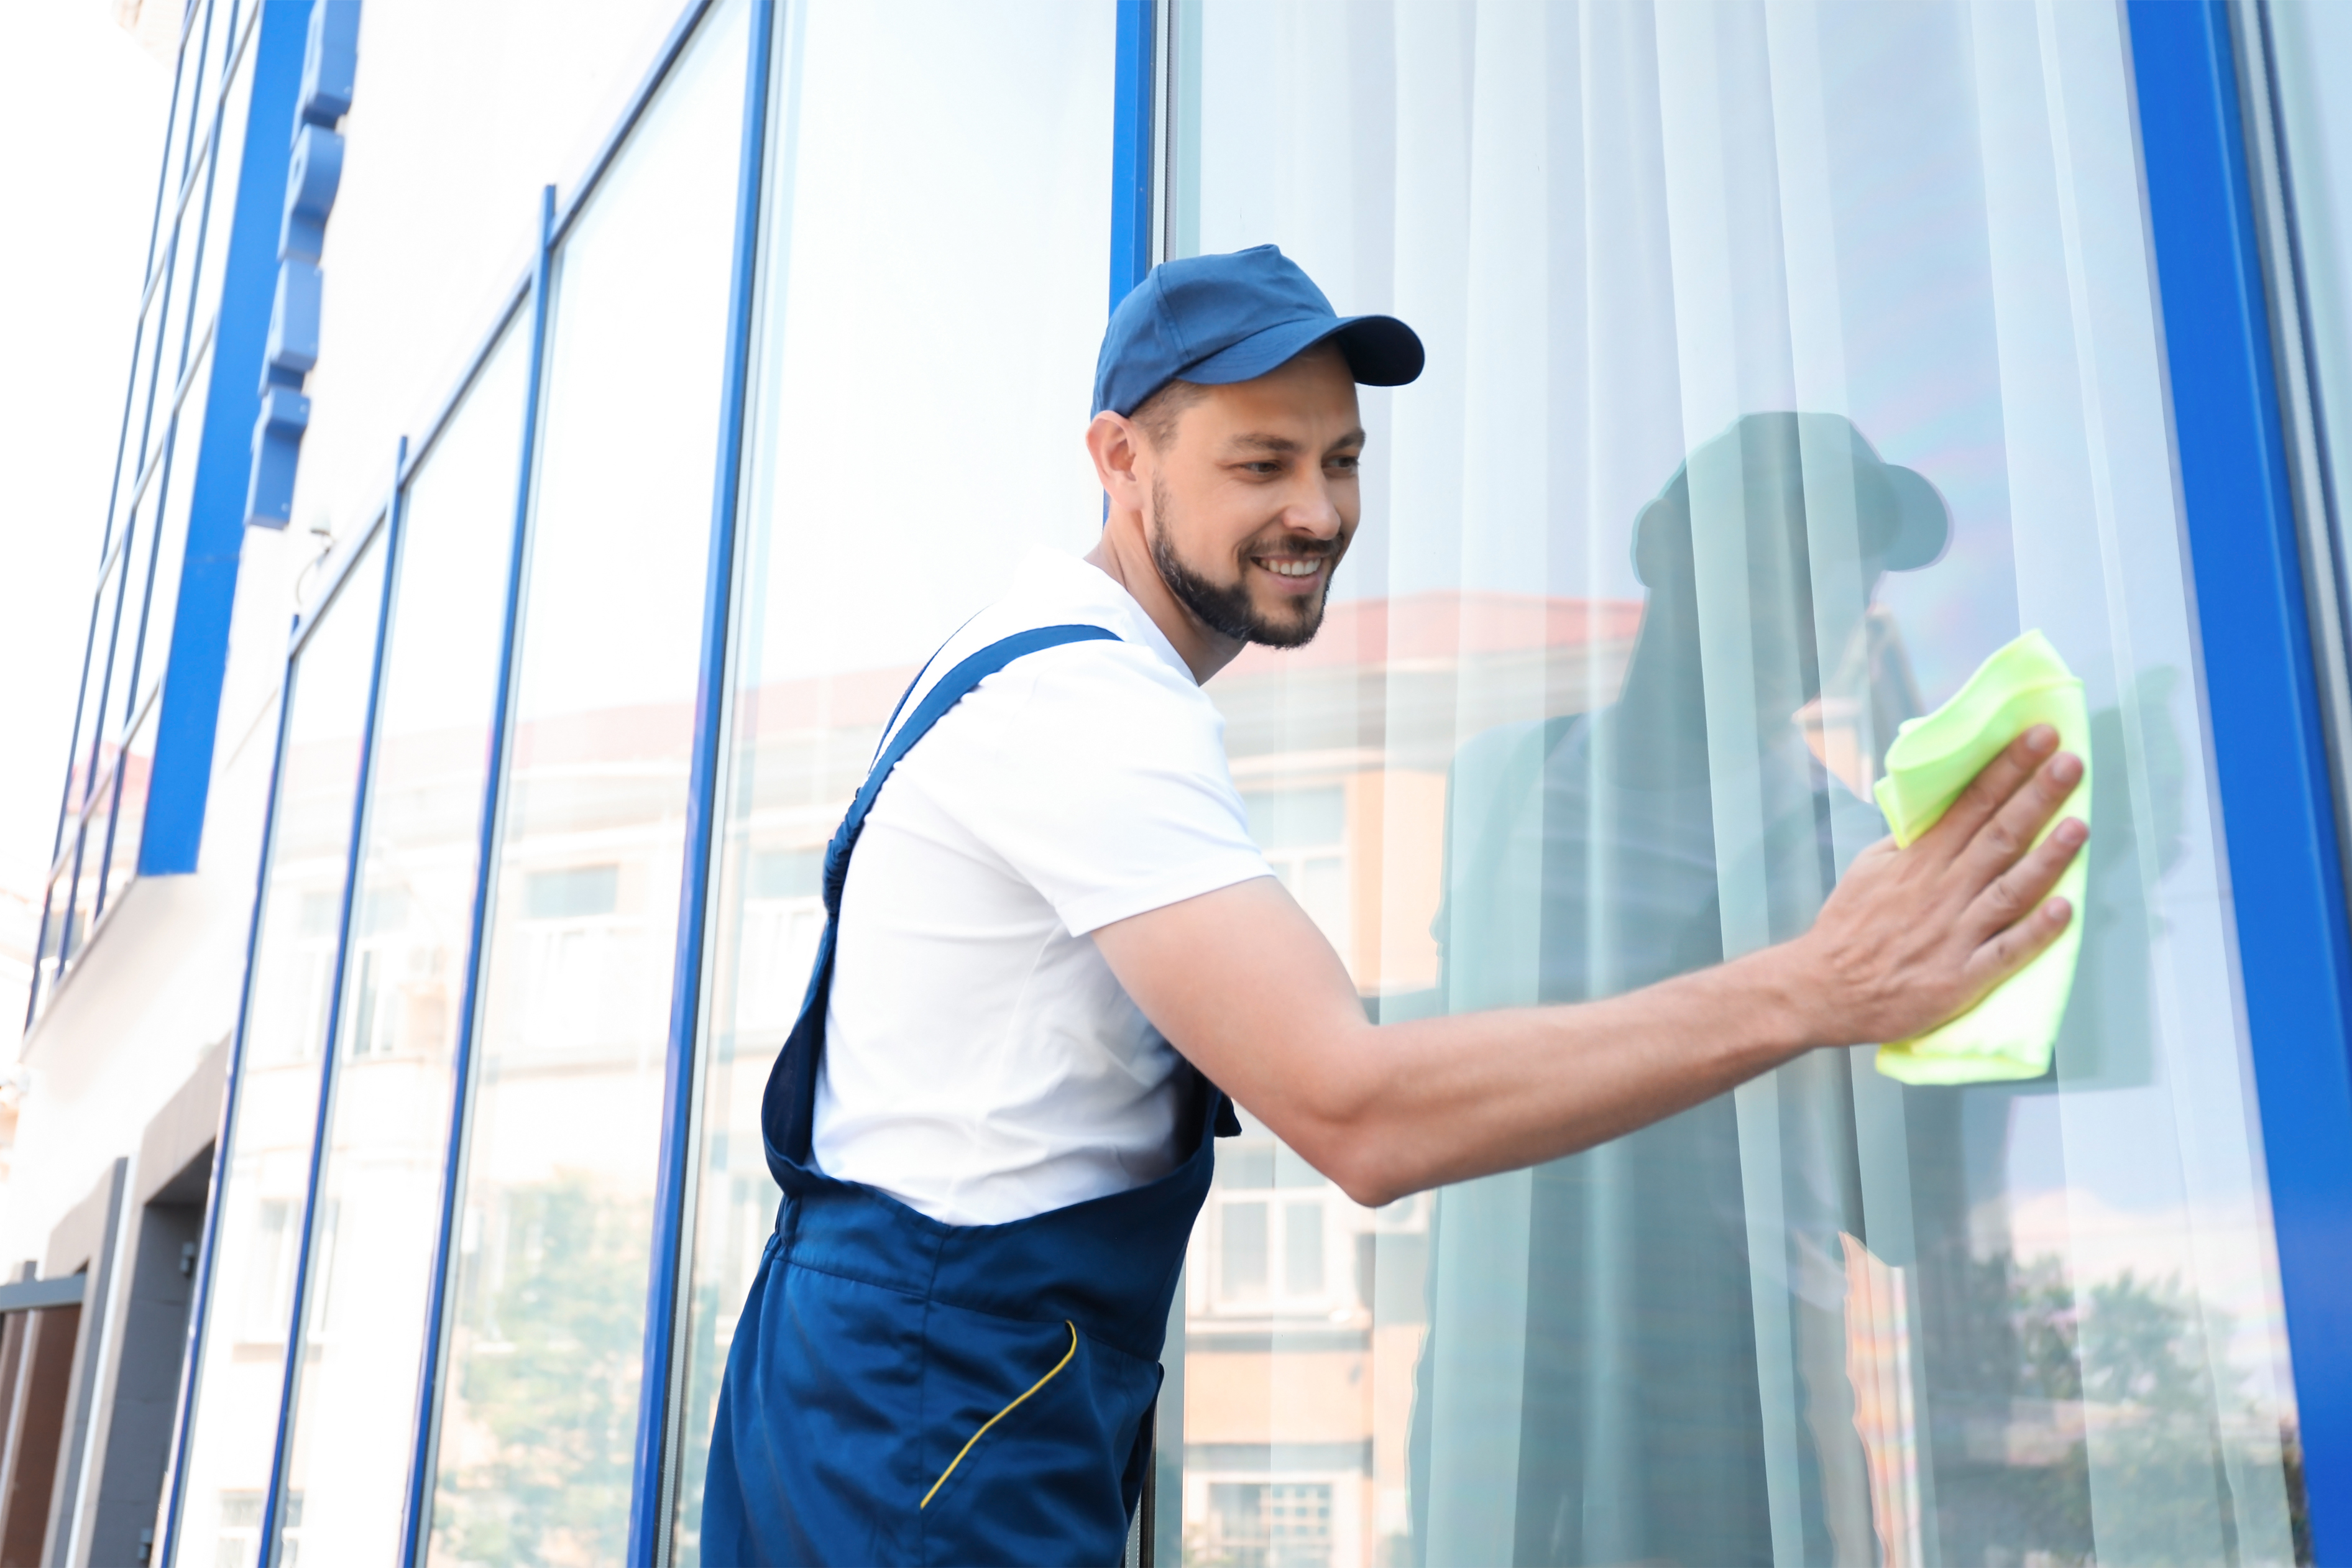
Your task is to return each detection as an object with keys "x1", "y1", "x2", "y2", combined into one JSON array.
[{"x1": 1293, "y1": 945, "x2": 1820, "y2": 1207}]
